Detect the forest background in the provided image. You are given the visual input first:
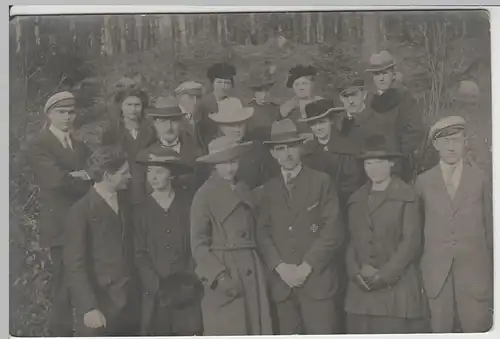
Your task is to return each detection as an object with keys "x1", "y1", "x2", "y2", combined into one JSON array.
[{"x1": 9, "y1": 10, "x2": 491, "y2": 336}]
